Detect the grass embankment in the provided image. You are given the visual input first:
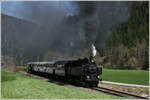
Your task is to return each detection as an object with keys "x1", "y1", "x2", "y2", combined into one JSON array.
[
  {"x1": 2, "y1": 69, "x2": 123, "y2": 99},
  {"x1": 102, "y1": 69, "x2": 149, "y2": 85}
]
